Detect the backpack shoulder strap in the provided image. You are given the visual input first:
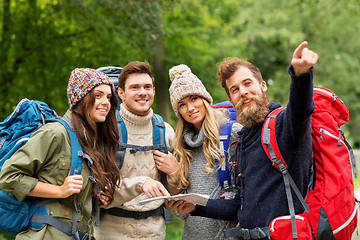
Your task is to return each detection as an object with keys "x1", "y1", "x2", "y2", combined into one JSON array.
[
  {"x1": 33, "y1": 117, "x2": 102, "y2": 235},
  {"x1": 261, "y1": 106, "x2": 309, "y2": 239},
  {"x1": 117, "y1": 111, "x2": 128, "y2": 144},
  {"x1": 261, "y1": 107, "x2": 287, "y2": 172},
  {"x1": 217, "y1": 120, "x2": 235, "y2": 189},
  {"x1": 51, "y1": 117, "x2": 100, "y2": 194},
  {"x1": 45, "y1": 118, "x2": 83, "y2": 176},
  {"x1": 115, "y1": 113, "x2": 168, "y2": 169},
  {"x1": 152, "y1": 114, "x2": 168, "y2": 154},
  {"x1": 115, "y1": 112, "x2": 127, "y2": 169},
  {"x1": 152, "y1": 114, "x2": 169, "y2": 190}
]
